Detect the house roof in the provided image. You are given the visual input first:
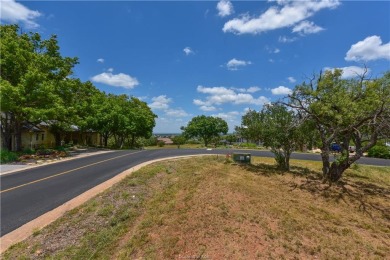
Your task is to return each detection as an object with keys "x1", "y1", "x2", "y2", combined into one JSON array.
[
  {"x1": 157, "y1": 137, "x2": 173, "y2": 144},
  {"x1": 22, "y1": 123, "x2": 44, "y2": 132}
]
